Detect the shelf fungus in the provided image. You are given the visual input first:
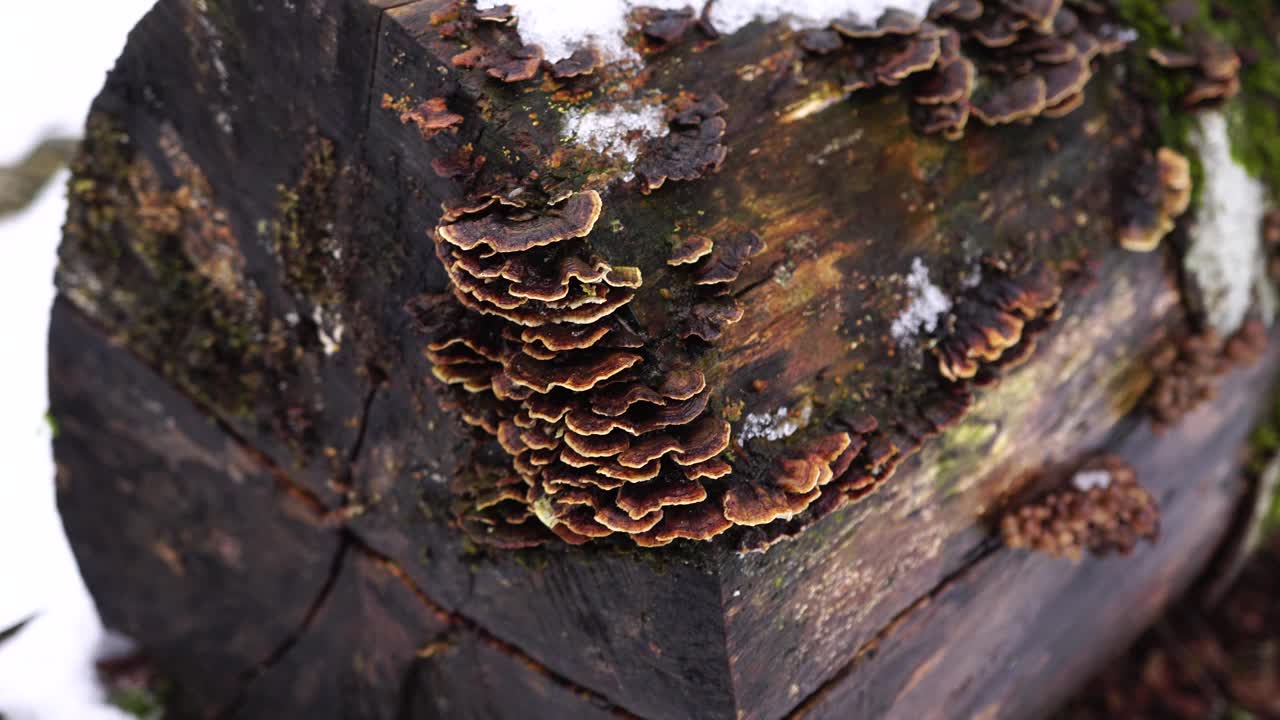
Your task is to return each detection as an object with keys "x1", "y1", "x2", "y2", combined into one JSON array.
[
  {"x1": 412, "y1": 188, "x2": 766, "y2": 548},
  {"x1": 1000, "y1": 455, "x2": 1159, "y2": 561},
  {"x1": 932, "y1": 258, "x2": 1062, "y2": 384},
  {"x1": 1147, "y1": 36, "x2": 1241, "y2": 108},
  {"x1": 796, "y1": 0, "x2": 1121, "y2": 140},
  {"x1": 635, "y1": 93, "x2": 729, "y2": 193},
  {"x1": 443, "y1": 4, "x2": 545, "y2": 83},
  {"x1": 672, "y1": 229, "x2": 765, "y2": 342},
  {"x1": 387, "y1": 96, "x2": 464, "y2": 141},
  {"x1": 1144, "y1": 319, "x2": 1267, "y2": 429},
  {"x1": 1118, "y1": 148, "x2": 1192, "y2": 253}
]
